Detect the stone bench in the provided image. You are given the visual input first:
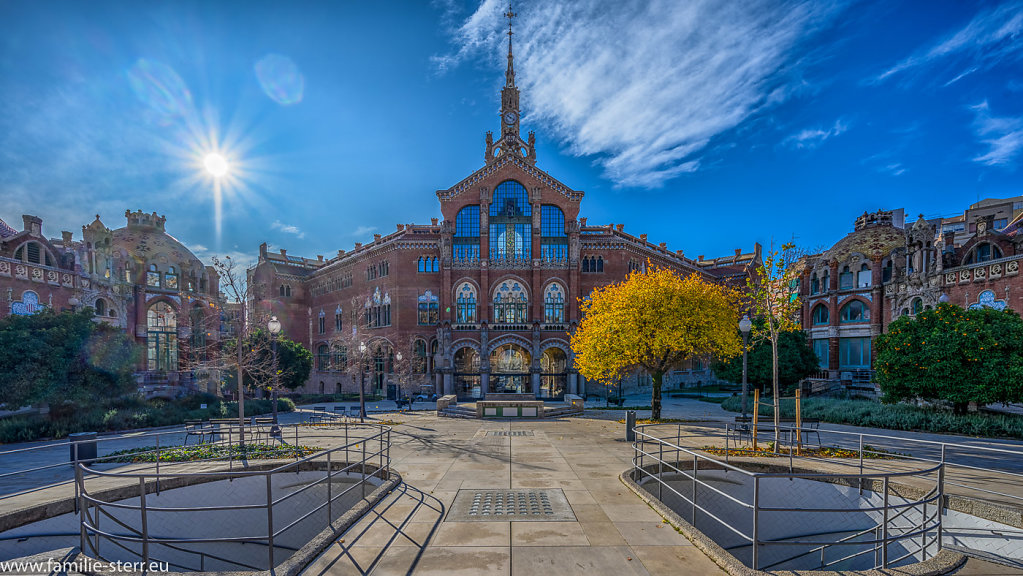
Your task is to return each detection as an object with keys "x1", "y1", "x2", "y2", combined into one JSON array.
[{"x1": 476, "y1": 399, "x2": 545, "y2": 418}]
